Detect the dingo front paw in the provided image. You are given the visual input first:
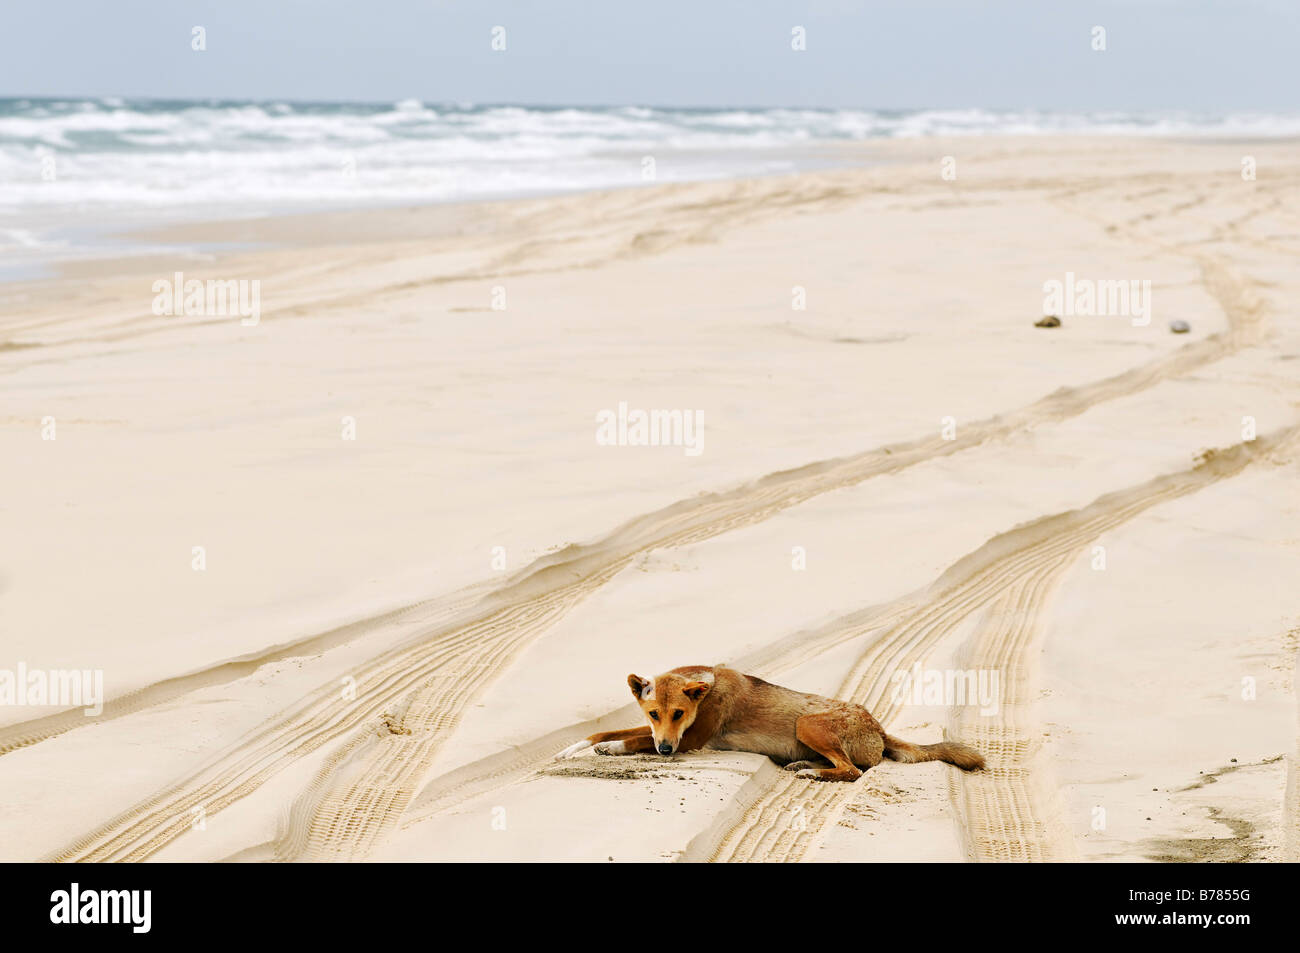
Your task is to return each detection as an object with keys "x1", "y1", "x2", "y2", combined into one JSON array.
[
  {"x1": 593, "y1": 741, "x2": 628, "y2": 756},
  {"x1": 555, "y1": 739, "x2": 592, "y2": 760}
]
